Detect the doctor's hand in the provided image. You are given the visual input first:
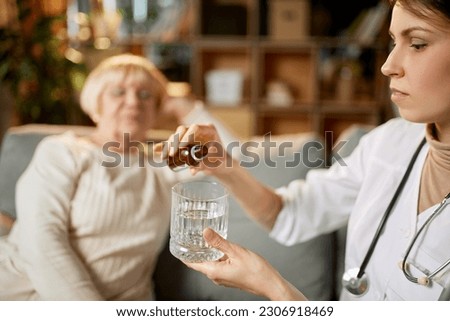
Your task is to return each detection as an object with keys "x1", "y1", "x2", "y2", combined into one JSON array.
[
  {"x1": 153, "y1": 124, "x2": 233, "y2": 176},
  {"x1": 185, "y1": 228, "x2": 308, "y2": 301}
]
